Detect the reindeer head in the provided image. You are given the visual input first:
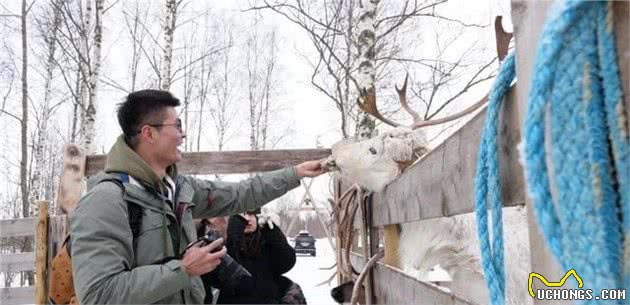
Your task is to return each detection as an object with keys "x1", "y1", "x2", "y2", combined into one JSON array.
[
  {"x1": 324, "y1": 76, "x2": 487, "y2": 192},
  {"x1": 324, "y1": 16, "x2": 512, "y2": 193},
  {"x1": 325, "y1": 126, "x2": 428, "y2": 192}
]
